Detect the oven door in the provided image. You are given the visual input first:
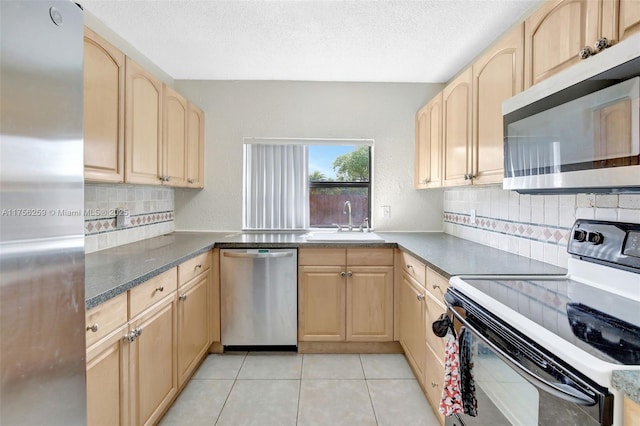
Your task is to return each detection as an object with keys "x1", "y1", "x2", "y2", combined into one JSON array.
[{"x1": 444, "y1": 291, "x2": 613, "y2": 426}]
